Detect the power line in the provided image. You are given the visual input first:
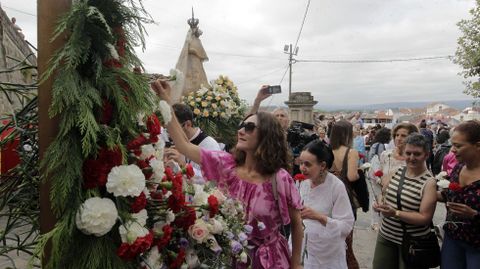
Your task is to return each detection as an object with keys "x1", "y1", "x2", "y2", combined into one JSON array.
[
  {"x1": 296, "y1": 55, "x2": 453, "y2": 63},
  {"x1": 294, "y1": 0, "x2": 311, "y2": 50},
  {"x1": 2, "y1": 5, "x2": 36, "y2": 17},
  {"x1": 278, "y1": 64, "x2": 290, "y2": 84}
]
